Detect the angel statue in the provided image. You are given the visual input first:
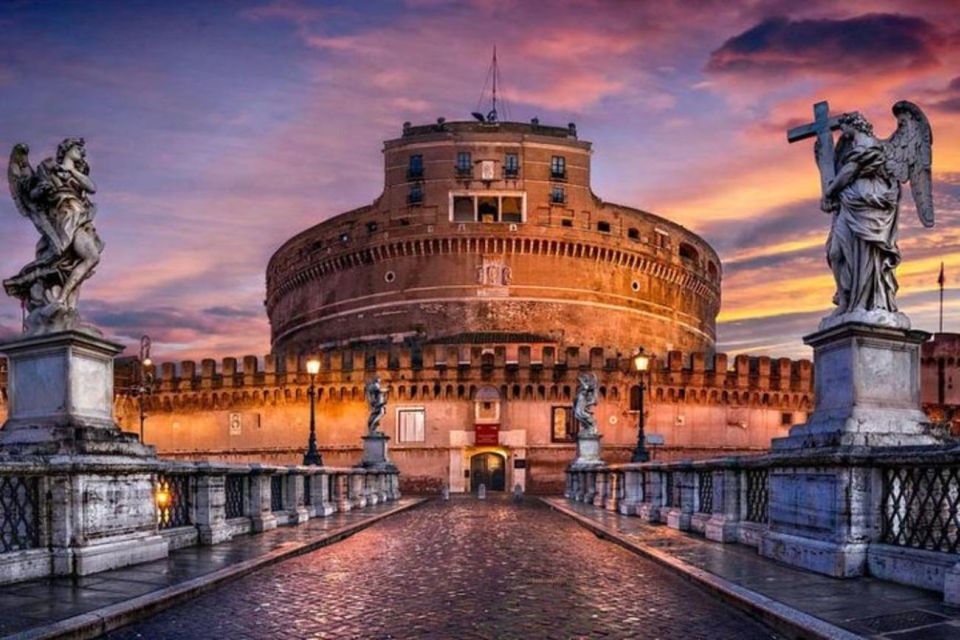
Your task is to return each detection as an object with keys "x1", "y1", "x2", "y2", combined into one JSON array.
[
  {"x1": 789, "y1": 101, "x2": 933, "y2": 330},
  {"x1": 365, "y1": 376, "x2": 388, "y2": 435},
  {"x1": 573, "y1": 372, "x2": 599, "y2": 437},
  {"x1": 5, "y1": 138, "x2": 104, "y2": 336}
]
